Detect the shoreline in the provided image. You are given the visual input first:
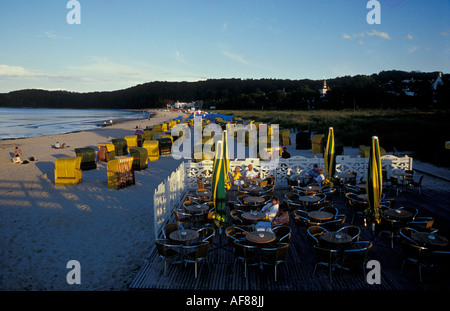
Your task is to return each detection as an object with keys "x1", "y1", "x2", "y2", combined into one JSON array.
[{"x1": 0, "y1": 108, "x2": 157, "y2": 141}]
